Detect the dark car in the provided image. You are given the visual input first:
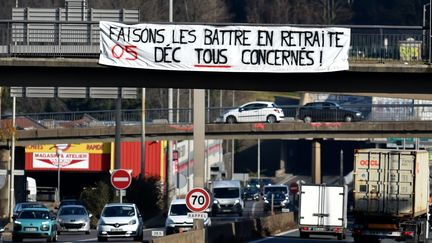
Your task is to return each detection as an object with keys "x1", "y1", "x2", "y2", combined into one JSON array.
[
  {"x1": 263, "y1": 191, "x2": 290, "y2": 212},
  {"x1": 242, "y1": 187, "x2": 260, "y2": 201},
  {"x1": 298, "y1": 102, "x2": 364, "y2": 122}
]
